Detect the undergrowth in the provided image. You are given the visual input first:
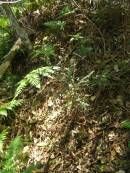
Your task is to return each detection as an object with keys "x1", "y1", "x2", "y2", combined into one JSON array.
[
  {"x1": 0, "y1": 130, "x2": 36, "y2": 173},
  {"x1": 0, "y1": 0, "x2": 130, "y2": 172}
]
